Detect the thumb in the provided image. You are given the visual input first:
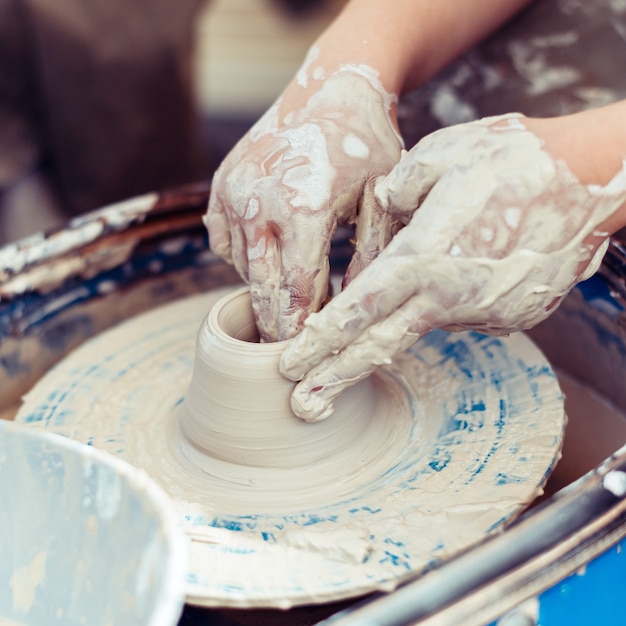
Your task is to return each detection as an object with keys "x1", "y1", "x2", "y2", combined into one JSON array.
[
  {"x1": 375, "y1": 116, "x2": 520, "y2": 221},
  {"x1": 343, "y1": 175, "x2": 401, "y2": 286}
]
